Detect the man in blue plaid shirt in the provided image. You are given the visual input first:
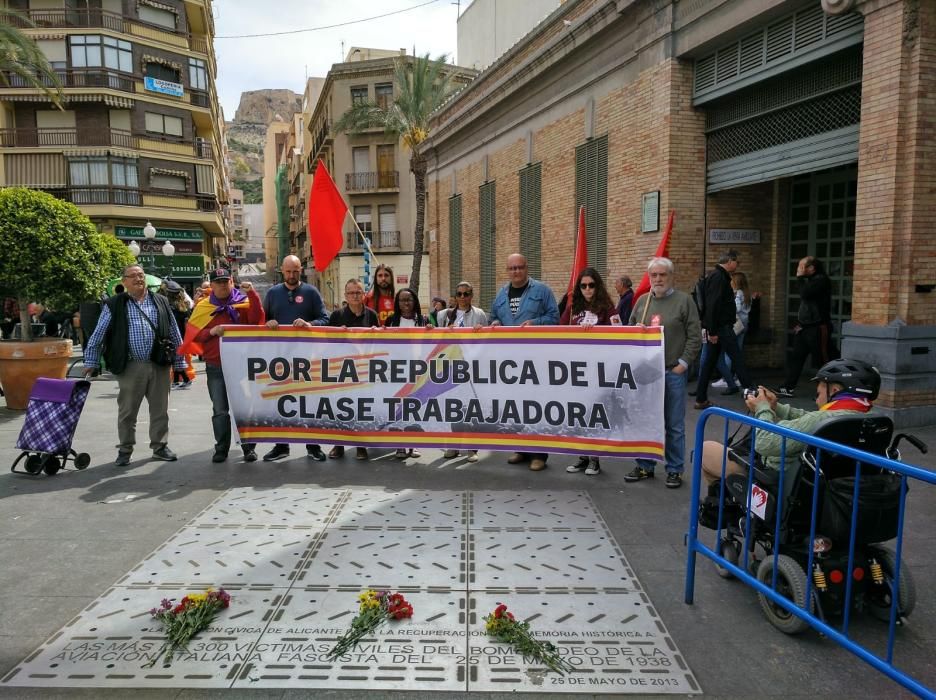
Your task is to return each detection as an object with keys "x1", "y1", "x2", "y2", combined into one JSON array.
[{"x1": 84, "y1": 264, "x2": 185, "y2": 466}]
